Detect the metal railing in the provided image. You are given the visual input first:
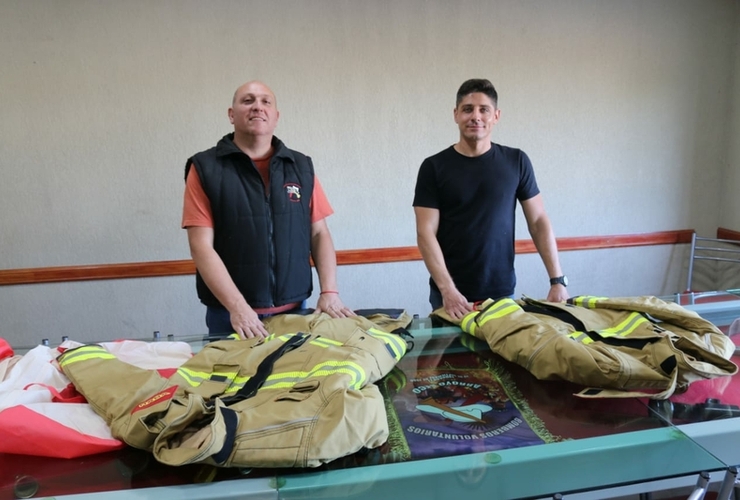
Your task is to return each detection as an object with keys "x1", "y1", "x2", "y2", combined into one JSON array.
[{"x1": 686, "y1": 233, "x2": 740, "y2": 293}]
